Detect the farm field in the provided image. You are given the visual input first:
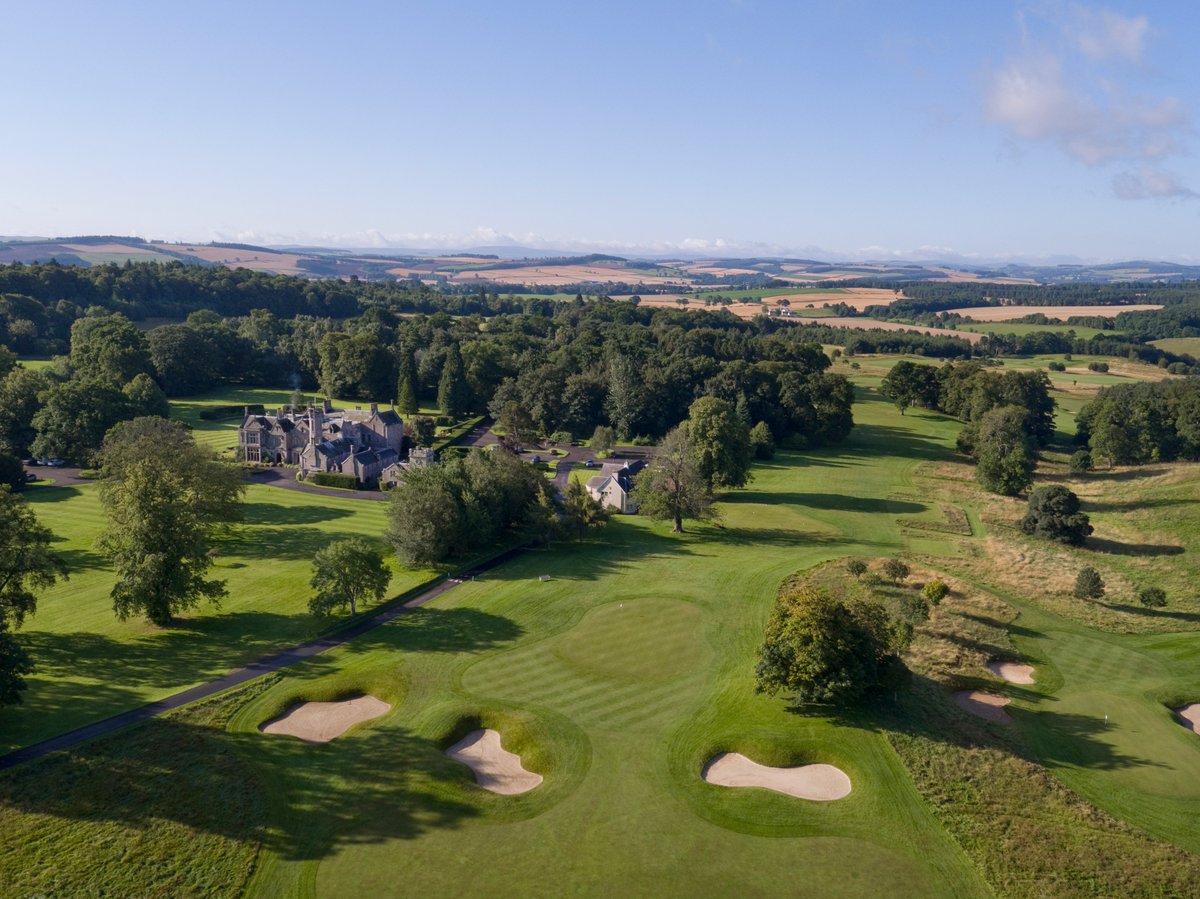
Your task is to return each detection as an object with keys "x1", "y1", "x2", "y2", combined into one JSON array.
[
  {"x1": 948, "y1": 304, "x2": 1162, "y2": 321},
  {"x1": 1152, "y1": 337, "x2": 1200, "y2": 357},
  {"x1": 799, "y1": 317, "x2": 985, "y2": 343},
  {"x1": 0, "y1": 480, "x2": 436, "y2": 754},
  {"x1": 954, "y1": 320, "x2": 1111, "y2": 339}
]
